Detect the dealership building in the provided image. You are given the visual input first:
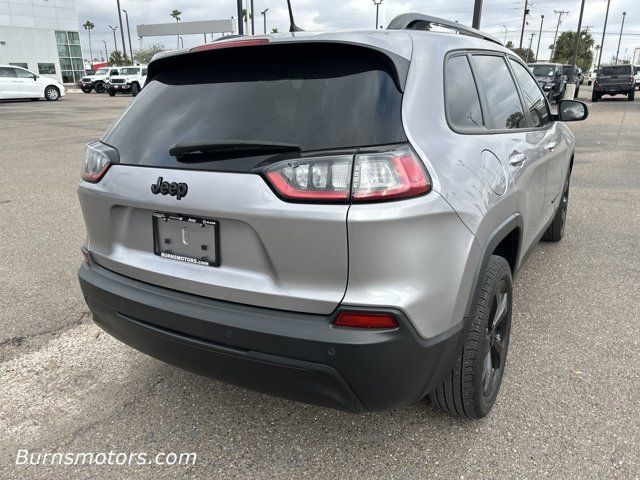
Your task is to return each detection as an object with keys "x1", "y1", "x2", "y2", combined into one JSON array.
[{"x1": 0, "y1": 0, "x2": 84, "y2": 83}]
